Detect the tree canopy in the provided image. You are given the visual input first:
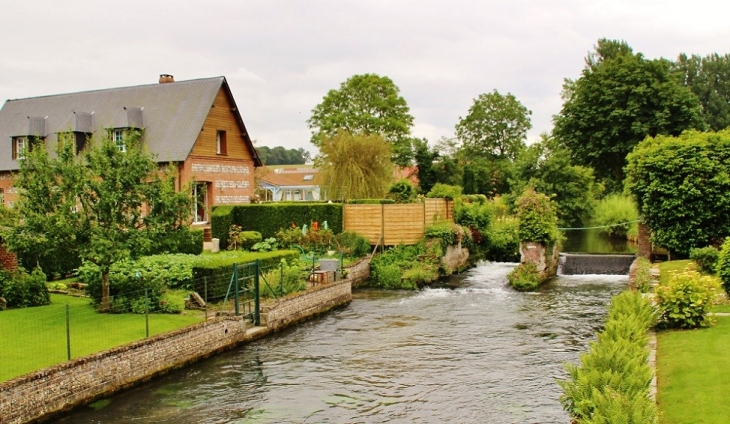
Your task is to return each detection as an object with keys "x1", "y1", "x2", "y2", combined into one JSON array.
[
  {"x1": 455, "y1": 90, "x2": 531, "y2": 161},
  {"x1": 307, "y1": 73, "x2": 415, "y2": 166},
  {"x1": 256, "y1": 145, "x2": 310, "y2": 165},
  {"x1": 673, "y1": 53, "x2": 730, "y2": 132},
  {"x1": 626, "y1": 129, "x2": 730, "y2": 255},
  {"x1": 553, "y1": 38, "x2": 705, "y2": 191},
  {"x1": 316, "y1": 131, "x2": 394, "y2": 200}
]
